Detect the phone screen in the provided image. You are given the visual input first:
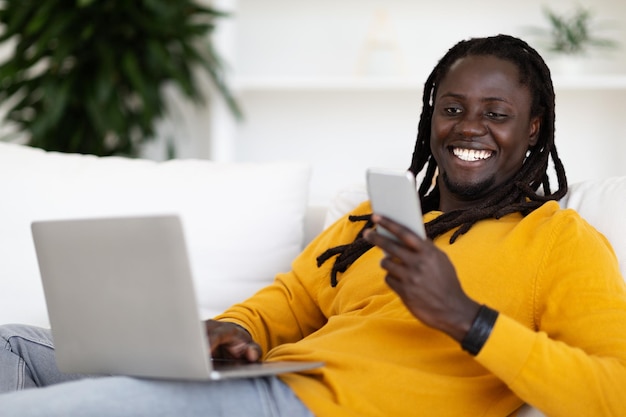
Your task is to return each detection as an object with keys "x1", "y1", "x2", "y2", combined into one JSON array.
[{"x1": 366, "y1": 168, "x2": 426, "y2": 239}]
